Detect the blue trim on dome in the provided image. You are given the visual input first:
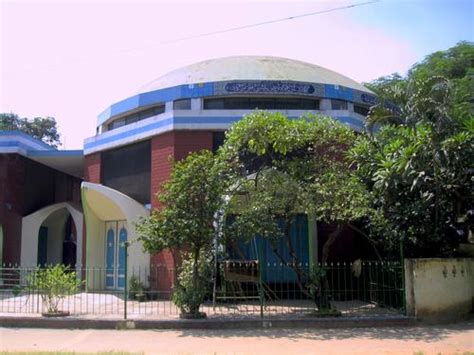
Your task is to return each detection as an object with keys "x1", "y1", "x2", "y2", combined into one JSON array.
[
  {"x1": 324, "y1": 84, "x2": 354, "y2": 101},
  {"x1": 97, "y1": 83, "x2": 215, "y2": 126},
  {"x1": 97, "y1": 81, "x2": 375, "y2": 128}
]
